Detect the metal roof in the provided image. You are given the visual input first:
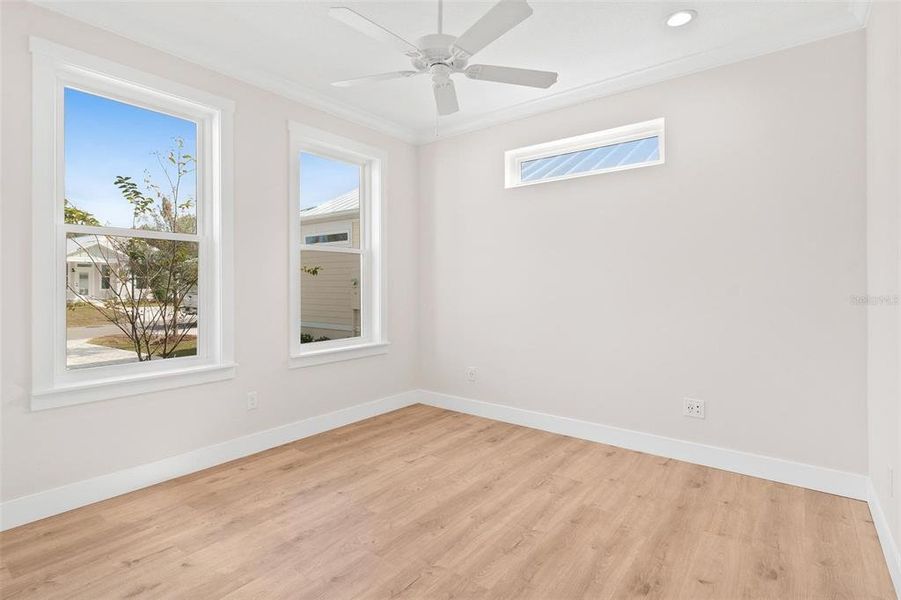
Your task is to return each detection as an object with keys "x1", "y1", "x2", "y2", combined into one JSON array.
[
  {"x1": 301, "y1": 188, "x2": 359, "y2": 218},
  {"x1": 66, "y1": 235, "x2": 122, "y2": 259}
]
